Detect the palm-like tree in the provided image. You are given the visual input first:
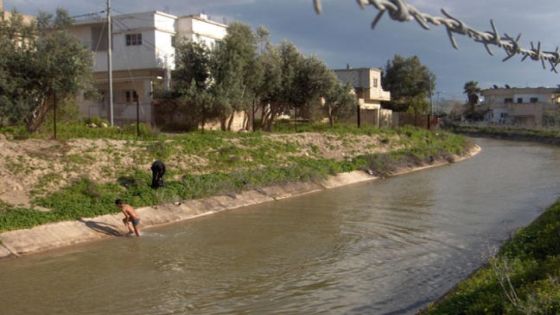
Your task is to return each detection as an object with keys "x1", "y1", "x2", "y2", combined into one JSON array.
[{"x1": 463, "y1": 81, "x2": 481, "y2": 113}]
